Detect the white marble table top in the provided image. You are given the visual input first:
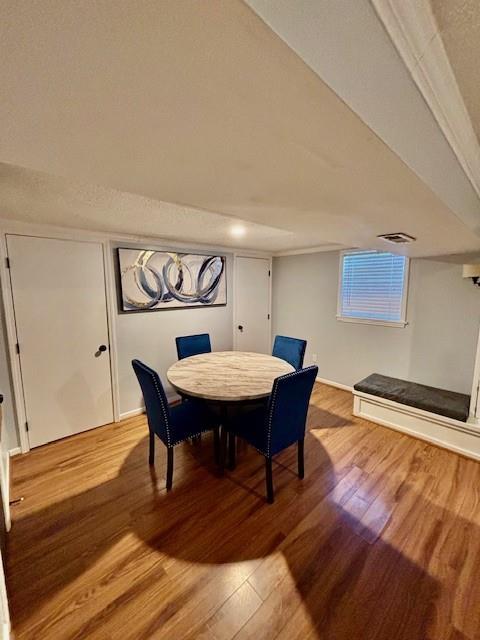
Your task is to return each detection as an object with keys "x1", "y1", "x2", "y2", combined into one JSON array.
[{"x1": 167, "y1": 351, "x2": 294, "y2": 402}]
